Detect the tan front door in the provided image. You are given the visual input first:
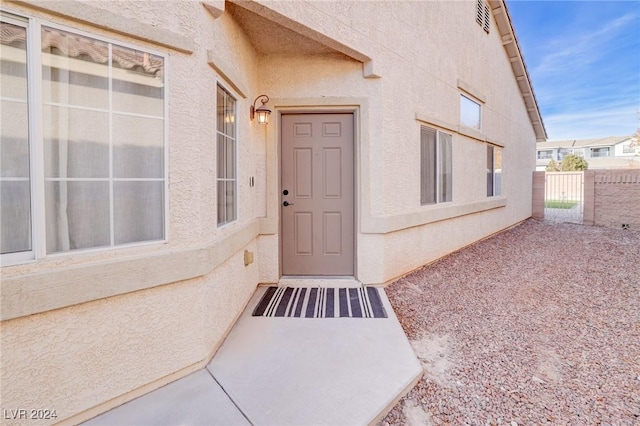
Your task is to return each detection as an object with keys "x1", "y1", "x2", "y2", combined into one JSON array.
[{"x1": 281, "y1": 113, "x2": 354, "y2": 276}]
